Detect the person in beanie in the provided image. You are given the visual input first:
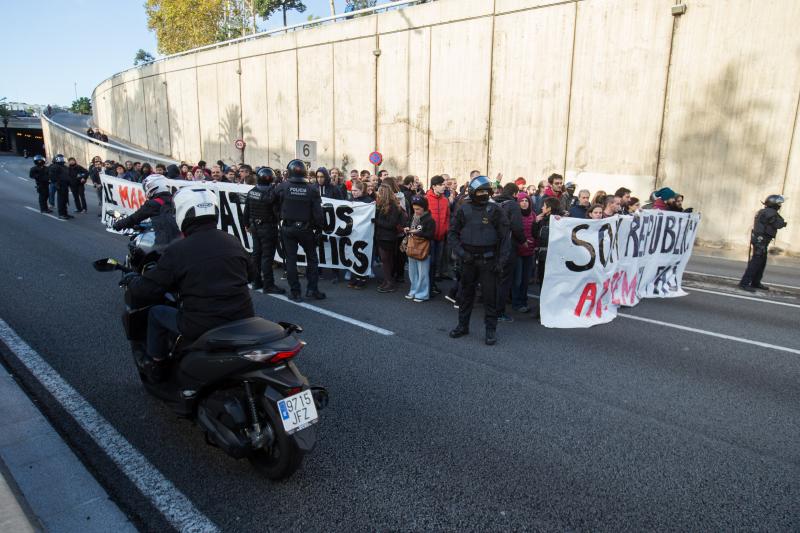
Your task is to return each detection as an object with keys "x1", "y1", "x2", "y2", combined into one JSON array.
[
  {"x1": 511, "y1": 192, "x2": 536, "y2": 313},
  {"x1": 652, "y1": 187, "x2": 678, "y2": 210},
  {"x1": 404, "y1": 195, "x2": 436, "y2": 302}
]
